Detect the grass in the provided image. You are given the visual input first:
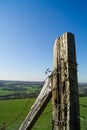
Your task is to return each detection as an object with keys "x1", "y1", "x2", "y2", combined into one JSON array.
[
  {"x1": 0, "y1": 86, "x2": 40, "y2": 96},
  {"x1": 79, "y1": 97, "x2": 87, "y2": 130},
  {"x1": 0, "y1": 89, "x2": 15, "y2": 96},
  {"x1": 0, "y1": 98, "x2": 35, "y2": 130},
  {"x1": 0, "y1": 97, "x2": 87, "y2": 130}
]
